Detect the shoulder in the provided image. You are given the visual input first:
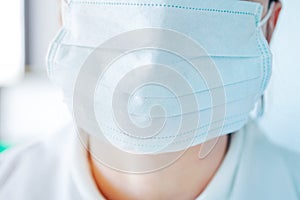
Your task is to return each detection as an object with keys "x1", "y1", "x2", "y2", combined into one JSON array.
[
  {"x1": 242, "y1": 119, "x2": 300, "y2": 172},
  {"x1": 230, "y1": 119, "x2": 300, "y2": 200},
  {"x1": 0, "y1": 124, "x2": 76, "y2": 200}
]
